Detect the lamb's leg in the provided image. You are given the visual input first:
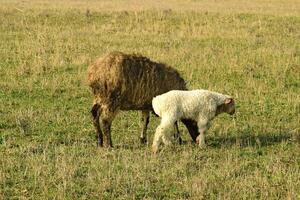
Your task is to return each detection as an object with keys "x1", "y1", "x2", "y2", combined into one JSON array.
[
  {"x1": 162, "y1": 133, "x2": 173, "y2": 146},
  {"x1": 91, "y1": 103, "x2": 103, "y2": 146},
  {"x1": 152, "y1": 124, "x2": 170, "y2": 154},
  {"x1": 196, "y1": 126, "x2": 207, "y2": 149},
  {"x1": 152, "y1": 116, "x2": 174, "y2": 153},
  {"x1": 99, "y1": 108, "x2": 116, "y2": 148},
  {"x1": 174, "y1": 121, "x2": 182, "y2": 145},
  {"x1": 152, "y1": 124, "x2": 164, "y2": 153},
  {"x1": 140, "y1": 111, "x2": 150, "y2": 144}
]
